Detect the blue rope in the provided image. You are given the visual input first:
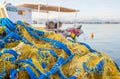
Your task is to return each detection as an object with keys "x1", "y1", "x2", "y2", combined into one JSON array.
[
  {"x1": 49, "y1": 50, "x2": 58, "y2": 59},
  {"x1": 10, "y1": 67, "x2": 25, "y2": 79},
  {"x1": 58, "y1": 69, "x2": 76, "y2": 79},
  {"x1": 79, "y1": 42, "x2": 96, "y2": 52},
  {"x1": 2, "y1": 56, "x2": 16, "y2": 61},
  {"x1": 68, "y1": 39, "x2": 96, "y2": 53},
  {"x1": 82, "y1": 59, "x2": 104, "y2": 74},
  {"x1": 41, "y1": 62, "x2": 46, "y2": 69},
  {"x1": 0, "y1": 40, "x2": 4, "y2": 48},
  {"x1": 3, "y1": 32, "x2": 22, "y2": 42},
  {"x1": 62, "y1": 54, "x2": 75, "y2": 65},
  {"x1": 38, "y1": 50, "x2": 45, "y2": 58},
  {"x1": 0, "y1": 18, "x2": 5, "y2": 26},
  {"x1": 38, "y1": 49, "x2": 58, "y2": 58},
  {"x1": 16, "y1": 59, "x2": 42, "y2": 75},
  {"x1": 3, "y1": 18, "x2": 16, "y2": 31},
  {"x1": 3, "y1": 49, "x2": 19, "y2": 59},
  {"x1": 17, "y1": 21, "x2": 44, "y2": 39},
  {"x1": 27, "y1": 26, "x2": 44, "y2": 36},
  {"x1": 10, "y1": 66, "x2": 37, "y2": 79},
  {"x1": 22, "y1": 37, "x2": 34, "y2": 46},
  {"x1": 41, "y1": 38, "x2": 71, "y2": 56},
  {"x1": 26, "y1": 66, "x2": 37, "y2": 79},
  {"x1": 4, "y1": 27, "x2": 11, "y2": 34},
  {"x1": 38, "y1": 57, "x2": 64, "y2": 79},
  {"x1": 0, "y1": 49, "x2": 18, "y2": 61}
]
